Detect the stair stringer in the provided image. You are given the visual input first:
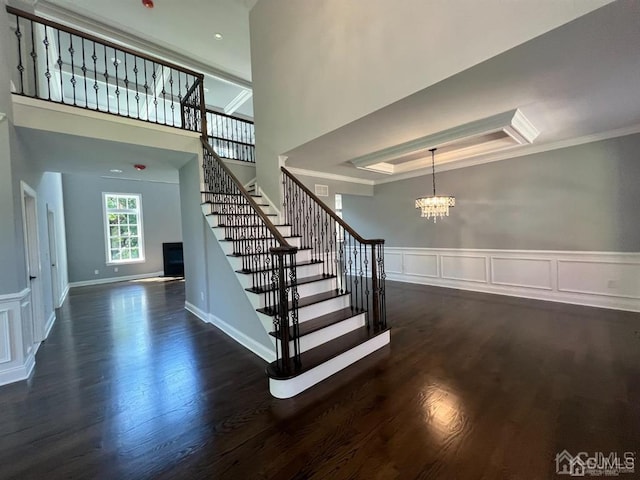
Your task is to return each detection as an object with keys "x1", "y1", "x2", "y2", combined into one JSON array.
[{"x1": 201, "y1": 207, "x2": 277, "y2": 362}]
